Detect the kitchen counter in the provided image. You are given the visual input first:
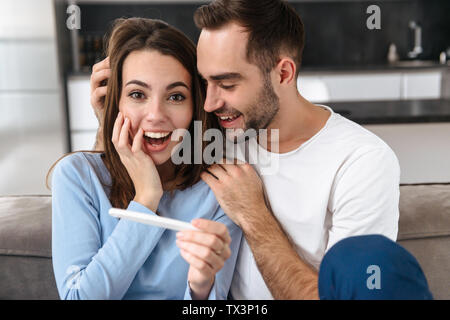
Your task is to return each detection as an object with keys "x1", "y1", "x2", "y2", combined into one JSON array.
[
  {"x1": 301, "y1": 62, "x2": 450, "y2": 74},
  {"x1": 329, "y1": 99, "x2": 450, "y2": 124}
]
